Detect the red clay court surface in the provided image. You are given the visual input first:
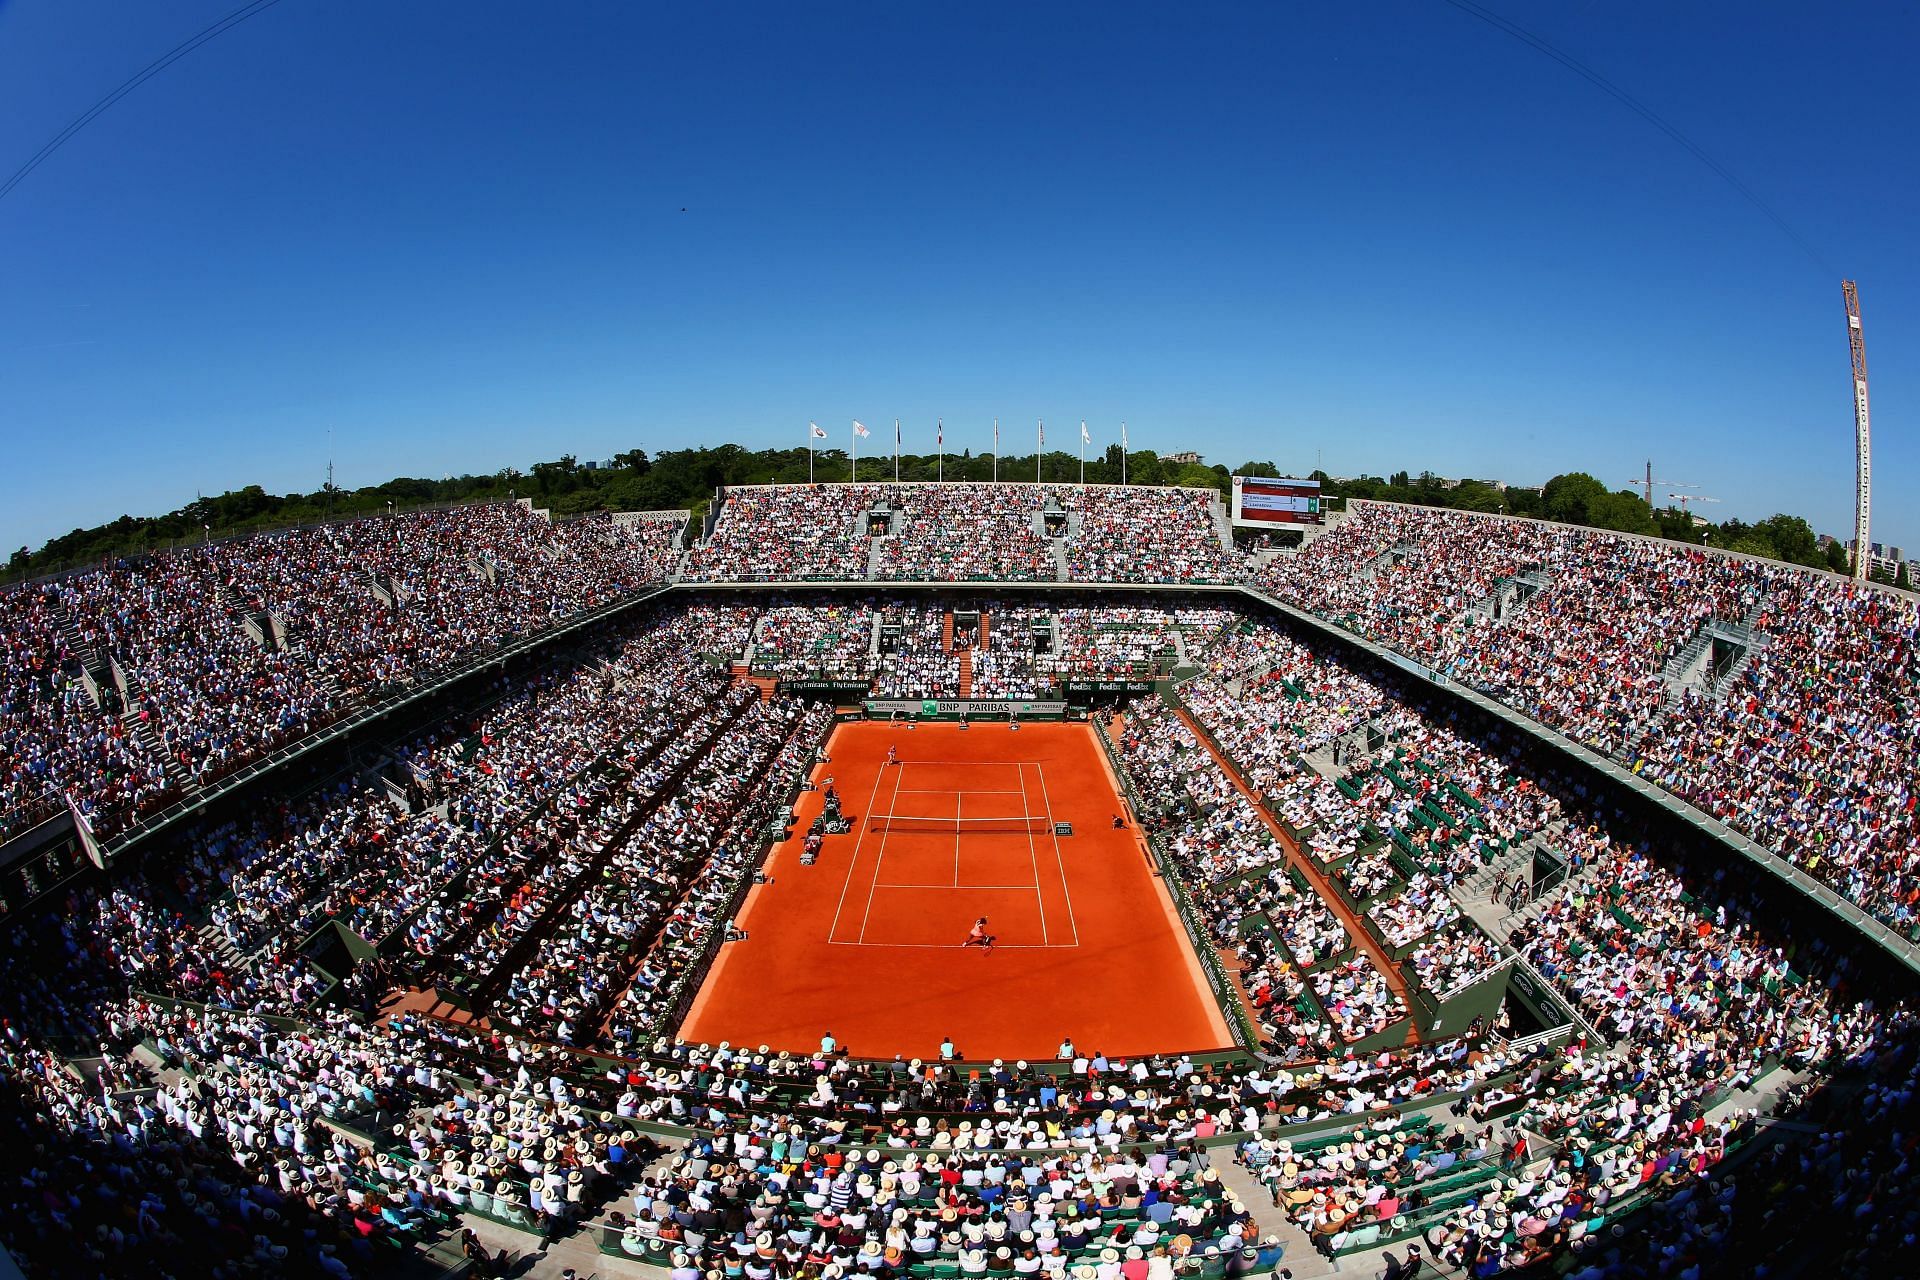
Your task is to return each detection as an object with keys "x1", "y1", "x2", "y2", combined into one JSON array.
[{"x1": 681, "y1": 721, "x2": 1233, "y2": 1062}]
